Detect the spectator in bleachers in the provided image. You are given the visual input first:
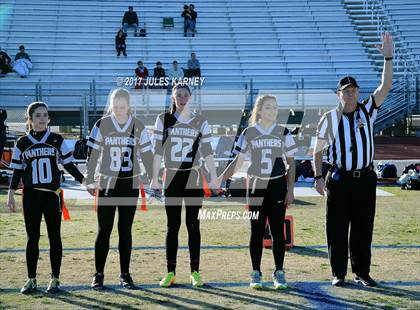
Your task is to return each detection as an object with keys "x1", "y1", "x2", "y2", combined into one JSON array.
[
  {"x1": 167, "y1": 60, "x2": 184, "y2": 80},
  {"x1": 122, "y1": 6, "x2": 139, "y2": 37},
  {"x1": 181, "y1": 5, "x2": 192, "y2": 37},
  {"x1": 153, "y1": 61, "x2": 166, "y2": 89},
  {"x1": 135, "y1": 60, "x2": 149, "y2": 89},
  {"x1": 15, "y1": 45, "x2": 31, "y2": 62},
  {"x1": 186, "y1": 52, "x2": 201, "y2": 77},
  {"x1": 153, "y1": 61, "x2": 166, "y2": 79},
  {"x1": 13, "y1": 45, "x2": 32, "y2": 78},
  {"x1": 115, "y1": 29, "x2": 127, "y2": 57},
  {"x1": 189, "y1": 4, "x2": 197, "y2": 35},
  {"x1": 0, "y1": 47, "x2": 12, "y2": 77}
]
